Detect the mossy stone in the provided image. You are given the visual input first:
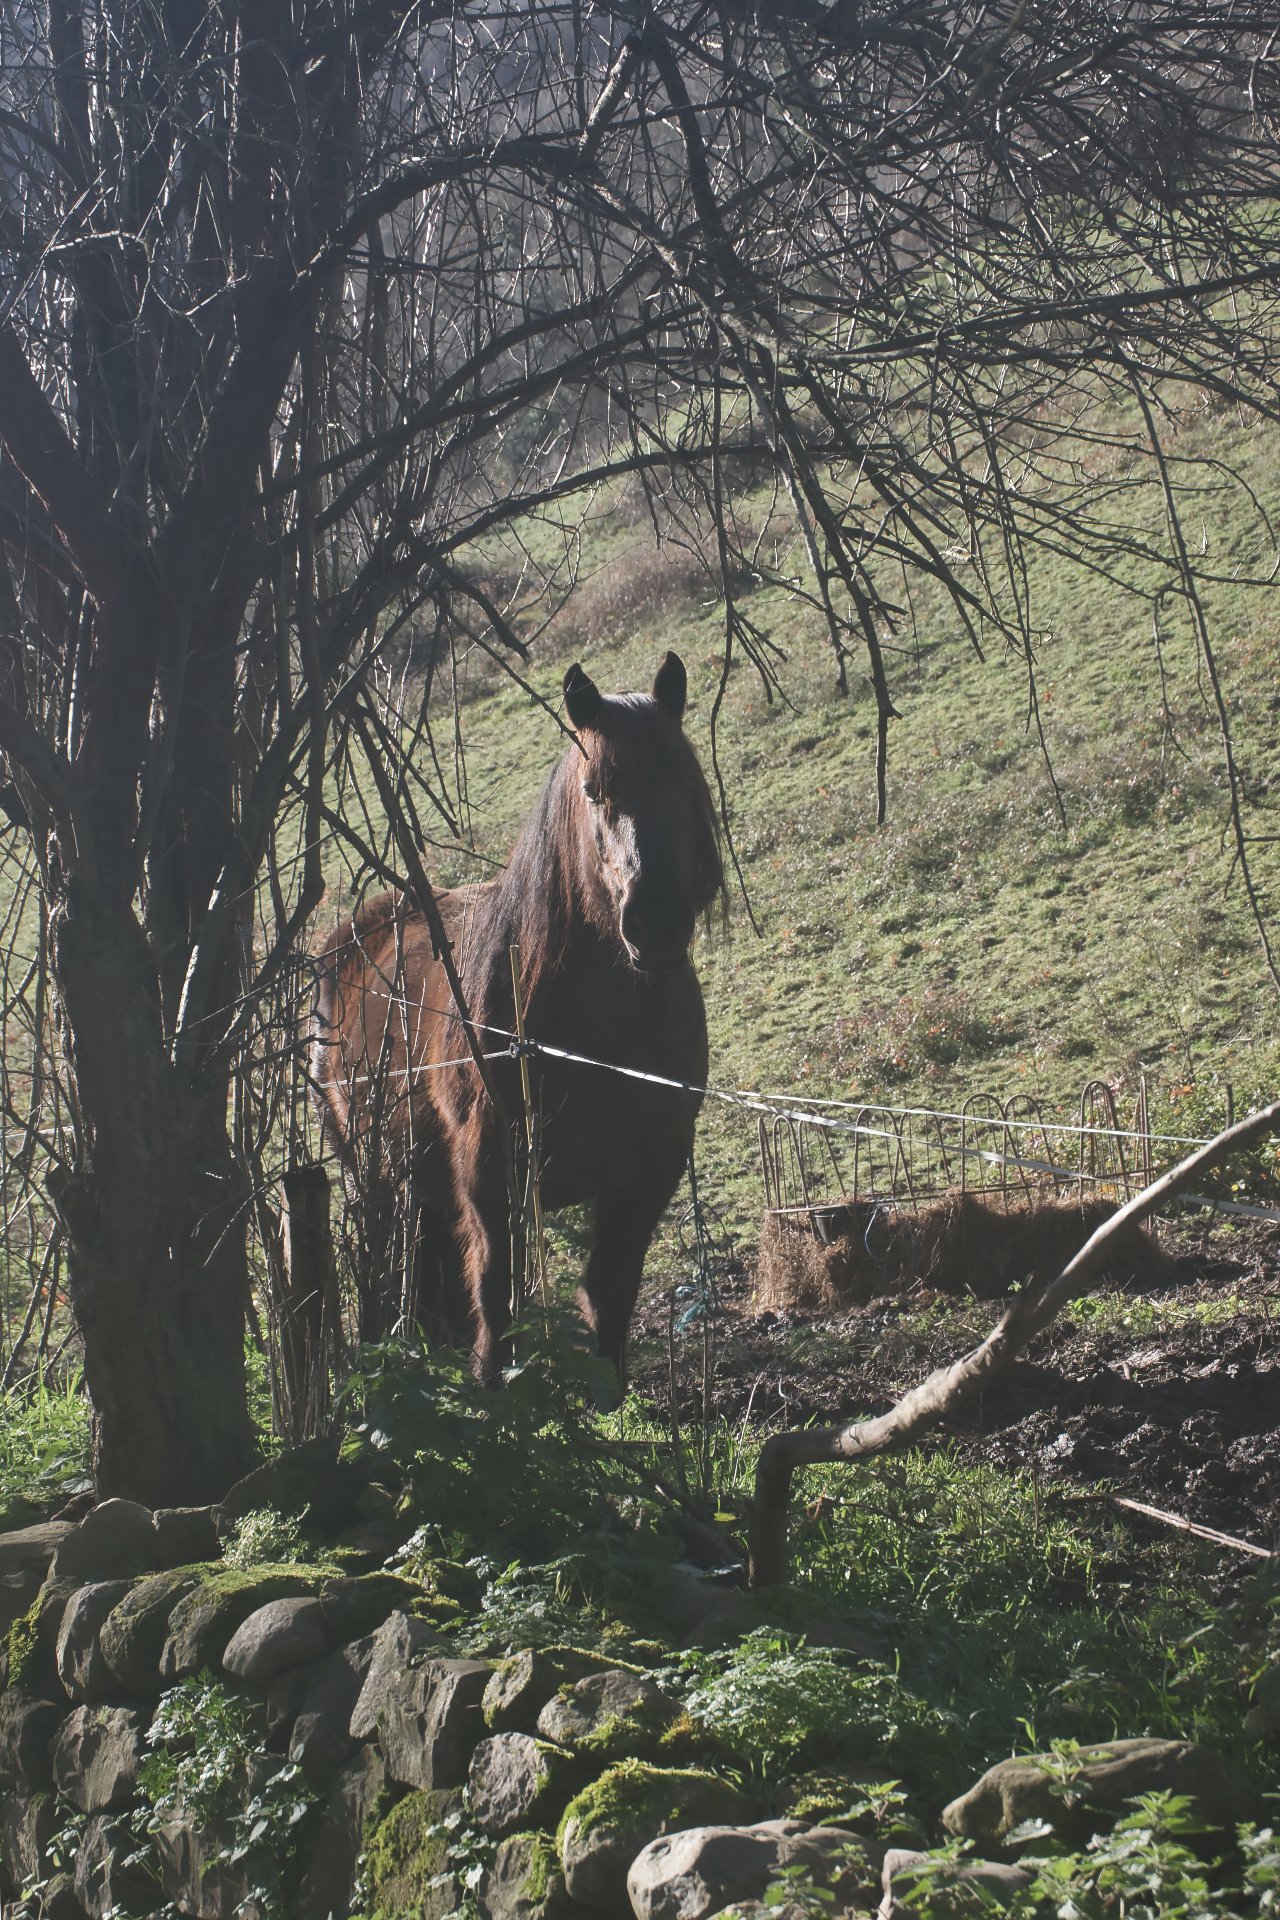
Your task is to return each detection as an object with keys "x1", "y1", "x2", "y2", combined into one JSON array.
[
  {"x1": 557, "y1": 1761, "x2": 756, "y2": 1908},
  {"x1": 480, "y1": 1829, "x2": 573, "y2": 1920},
  {"x1": 4, "y1": 1579, "x2": 75, "y2": 1694},
  {"x1": 538, "y1": 1670, "x2": 678, "y2": 1763},
  {"x1": 317, "y1": 1570, "x2": 419, "y2": 1641},
  {"x1": 159, "y1": 1563, "x2": 320, "y2": 1678},
  {"x1": 361, "y1": 1787, "x2": 463, "y2": 1920},
  {"x1": 98, "y1": 1570, "x2": 203, "y2": 1696},
  {"x1": 483, "y1": 1646, "x2": 641, "y2": 1734}
]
